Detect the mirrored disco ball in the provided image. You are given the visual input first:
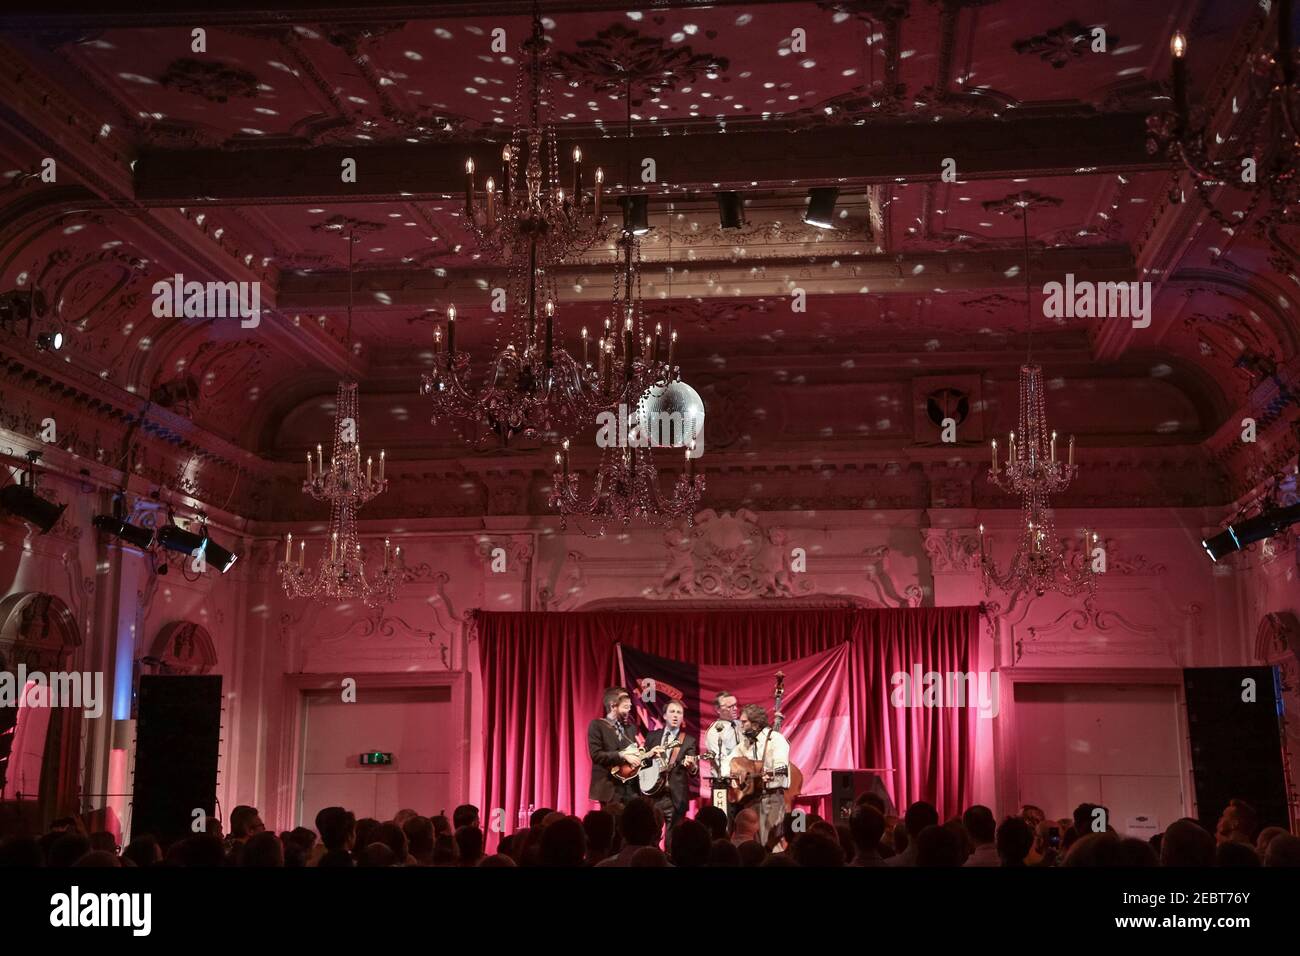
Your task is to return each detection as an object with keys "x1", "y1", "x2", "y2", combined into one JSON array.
[{"x1": 636, "y1": 380, "x2": 706, "y2": 456}]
